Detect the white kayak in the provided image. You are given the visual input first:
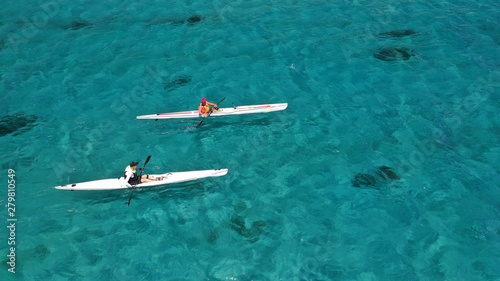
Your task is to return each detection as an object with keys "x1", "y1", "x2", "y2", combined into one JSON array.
[
  {"x1": 136, "y1": 103, "x2": 287, "y2": 120},
  {"x1": 54, "y1": 169, "x2": 228, "y2": 191}
]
